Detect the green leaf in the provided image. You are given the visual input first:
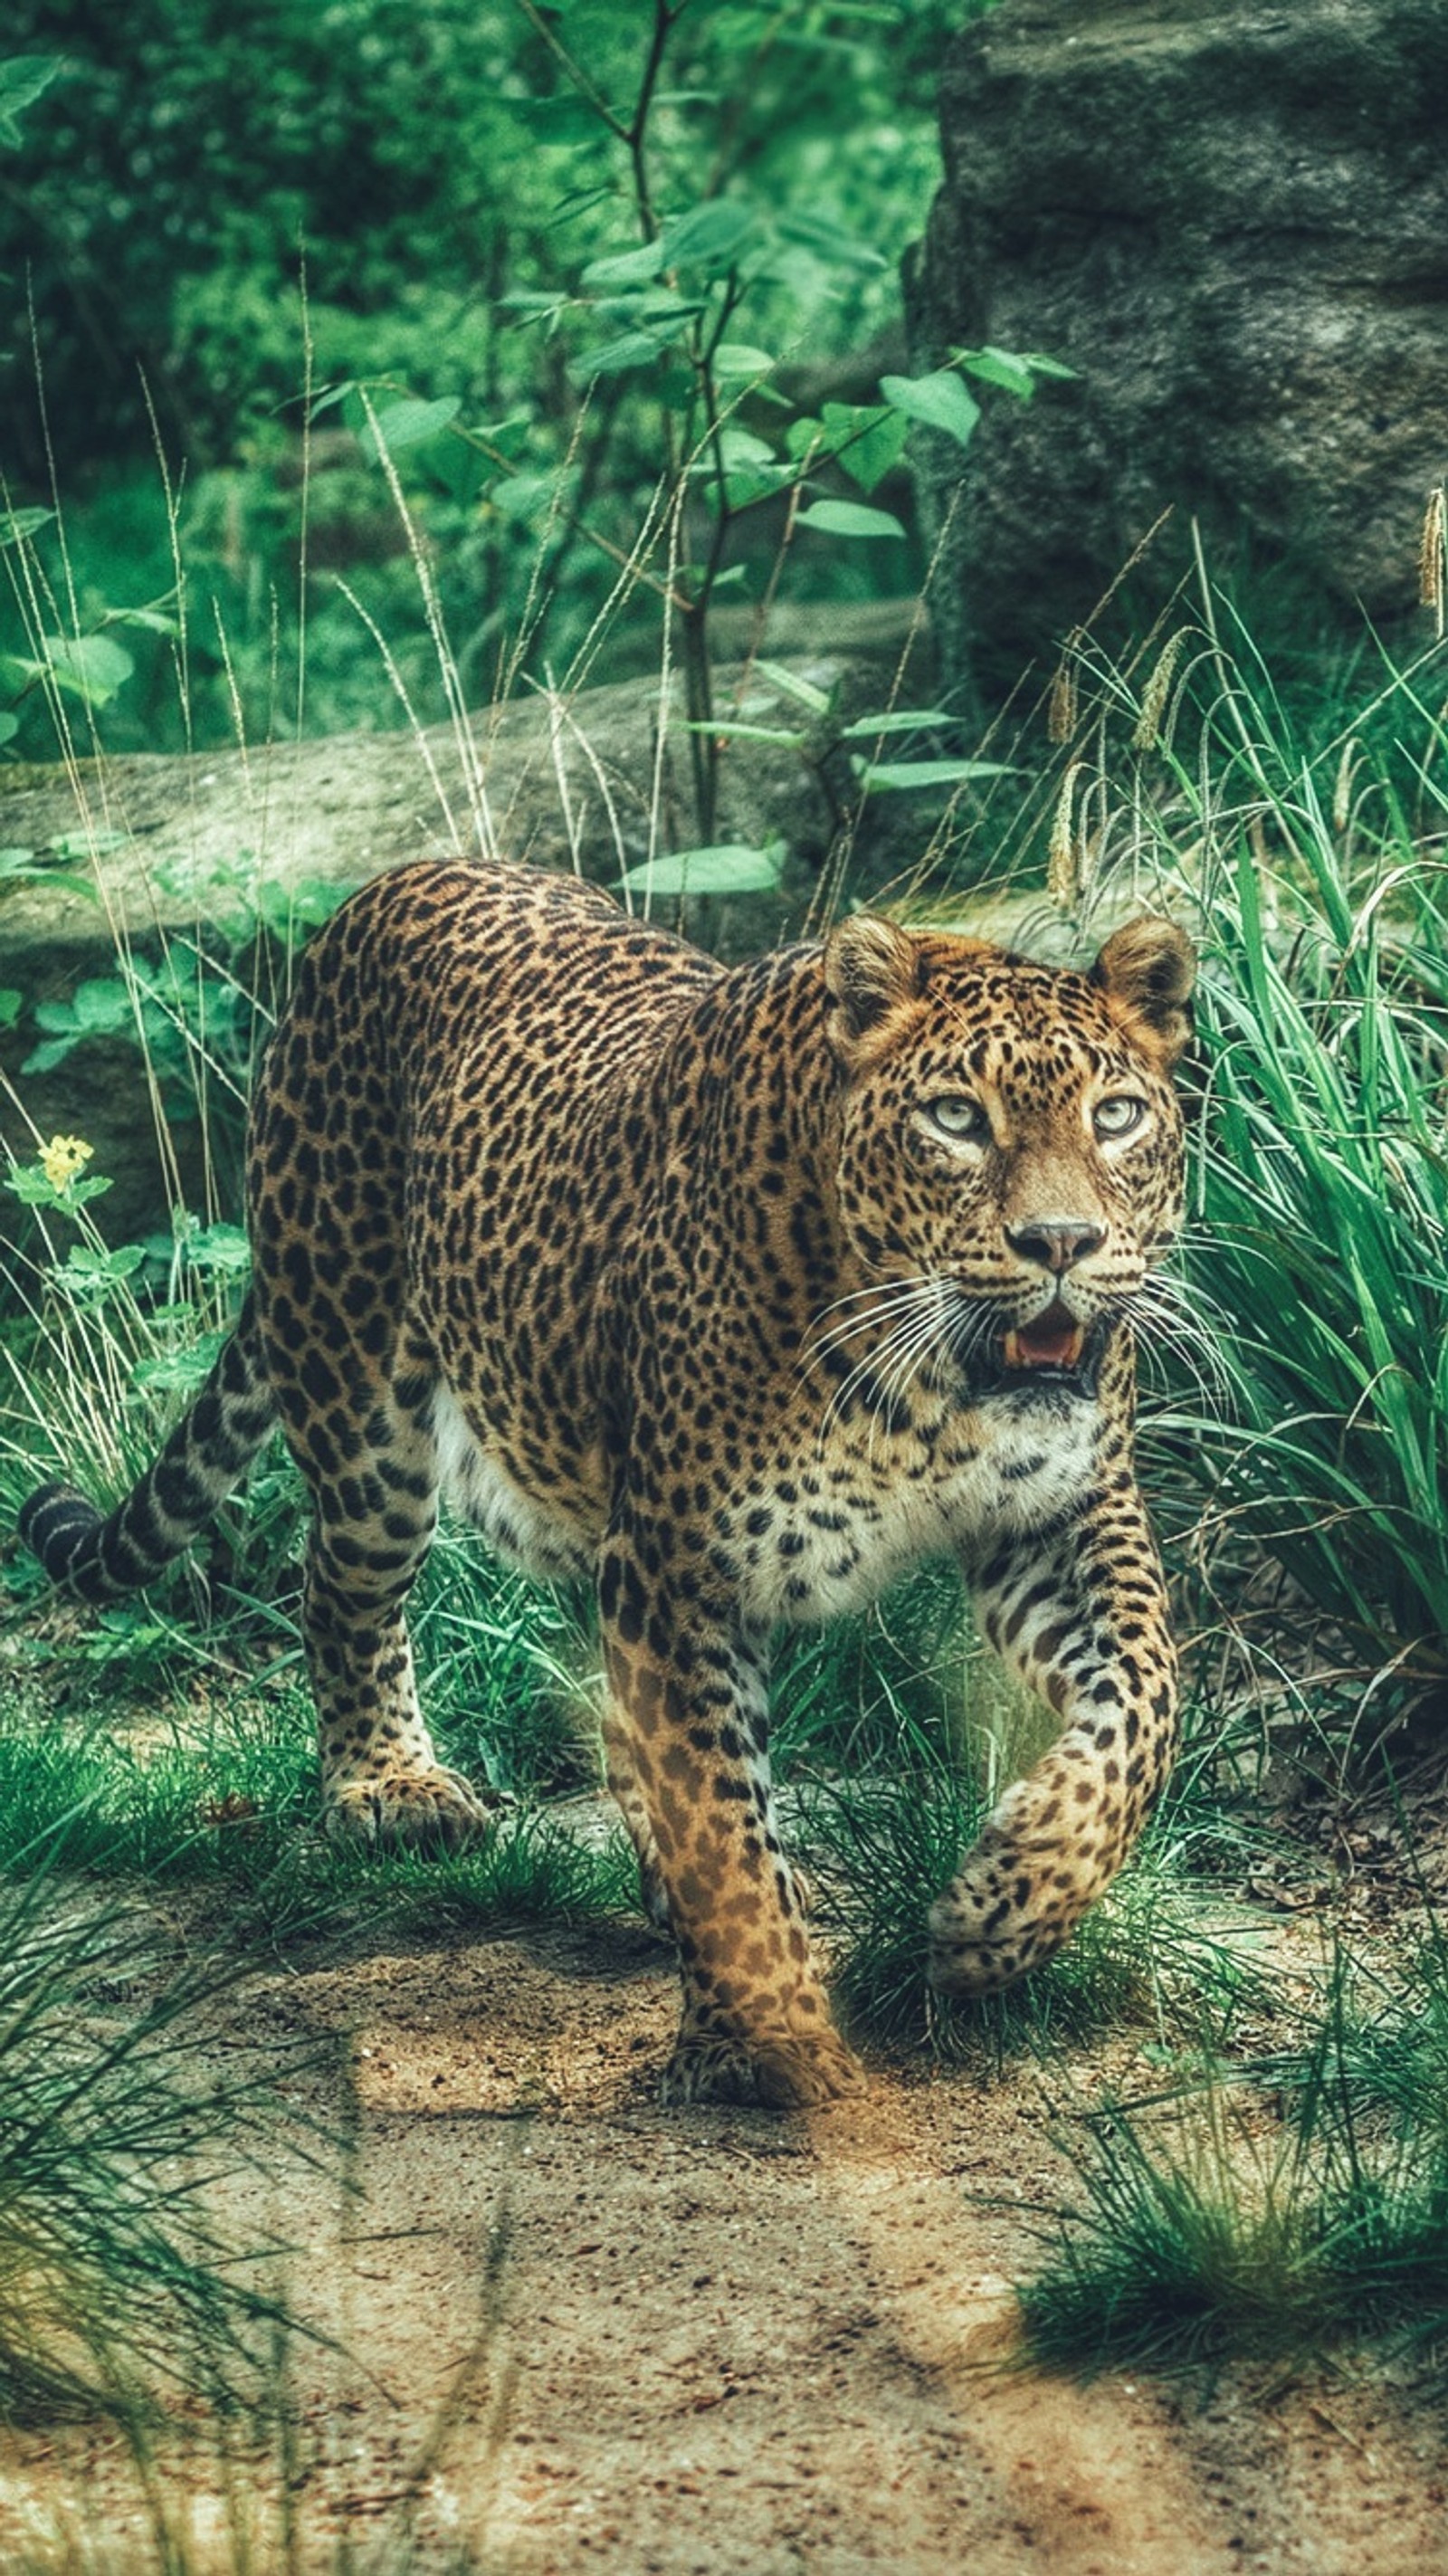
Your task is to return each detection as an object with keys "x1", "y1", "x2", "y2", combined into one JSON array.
[
  {"x1": 582, "y1": 240, "x2": 665, "y2": 288},
  {"x1": 488, "y1": 468, "x2": 579, "y2": 524},
  {"x1": 5, "y1": 1163, "x2": 111, "y2": 1209},
  {"x1": 358, "y1": 396, "x2": 461, "y2": 463},
  {"x1": 719, "y1": 463, "x2": 795, "y2": 510},
  {"x1": 819, "y1": 402, "x2": 909, "y2": 493},
  {"x1": 574, "y1": 330, "x2": 671, "y2": 381},
  {"x1": 839, "y1": 708, "x2": 957, "y2": 739},
  {"x1": 619, "y1": 844, "x2": 786, "y2": 898},
  {"x1": 255, "y1": 875, "x2": 355, "y2": 942},
  {"x1": 712, "y1": 427, "x2": 776, "y2": 471},
  {"x1": 25, "y1": 977, "x2": 134, "y2": 1073},
  {"x1": 182, "y1": 1222, "x2": 252, "y2": 1278},
  {"x1": 711, "y1": 345, "x2": 776, "y2": 381},
  {"x1": 0, "y1": 846, "x2": 95, "y2": 899},
  {"x1": 0, "y1": 988, "x2": 19, "y2": 1028},
  {"x1": 111, "y1": 606, "x2": 180, "y2": 637},
  {"x1": 49, "y1": 828, "x2": 128, "y2": 860},
  {"x1": 594, "y1": 290, "x2": 701, "y2": 331},
  {"x1": 956, "y1": 344, "x2": 1076, "y2": 387},
  {"x1": 307, "y1": 380, "x2": 356, "y2": 421},
  {"x1": 62, "y1": 1241, "x2": 147, "y2": 1284},
  {"x1": 0, "y1": 57, "x2": 62, "y2": 149},
  {"x1": 796, "y1": 500, "x2": 906, "y2": 541},
  {"x1": 954, "y1": 348, "x2": 1034, "y2": 398},
  {"x1": 18, "y1": 1038, "x2": 71, "y2": 1075},
  {"x1": 853, "y1": 758, "x2": 1015, "y2": 792},
  {"x1": 498, "y1": 289, "x2": 567, "y2": 319},
  {"x1": 881, "y1": 370, "x2": 981, "y2": 447},
  {"x1": 131, "y1": 1331, "x2": 230, "y2": 1396},
  {"x1": 77, "y1": 978, "x2": 133, "y2": 1029},
  {"x1": 0, "y1": 714, "x2": 17, "y2": 747},
  {"x1": 754, "y1": 661, "x2": 835, "y2": 716},
  {"x1": 776, "y1": 211, "x2": 887, "y2": 272},
  {"x1": 665, "y1": 200, "x2": 757, "y2": 272},
  {"x1": 681, "y1": 720, "x2": 808, "y2": 748},
  {"x1": 38, "y1": 634, "x2": 135, "y2": 709}
]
